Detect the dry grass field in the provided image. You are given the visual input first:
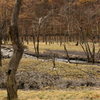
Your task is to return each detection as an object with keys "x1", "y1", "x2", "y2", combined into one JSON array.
[
  {"x1": 24, "y1": 42, "x2": 100, "y2": 53},
  {"x1": 0, "y1": 89, "x2": 100, "y2": 100}
]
